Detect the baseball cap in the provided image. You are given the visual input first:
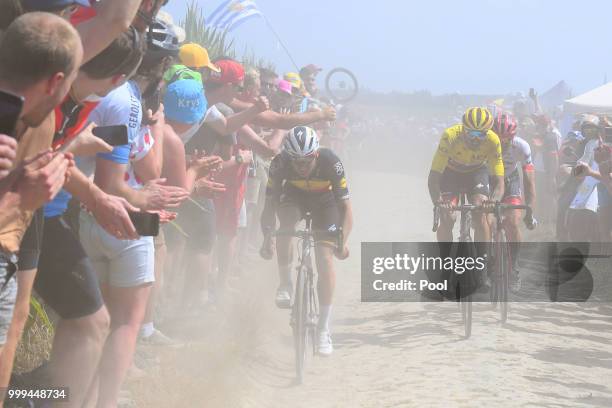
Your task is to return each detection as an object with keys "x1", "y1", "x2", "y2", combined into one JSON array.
[
  {"x1": 179, "y1": 43, "x2": 220, "y2": 72},
  {"x1": 277, "y1": 80, "x2": 292, "y2": 96},
  {"x1": 284, "y1": 72, "x2": 302, "y2": 89},
  {"x1": 163, "y1": 79, "x2": 207, "y2": 125},
  {"x1": 23, "y1": 0, "x2": 90, "y2": 10},
  {"x1": 207, "y1": 60, "x2": 245, "y2": 85},
  {"x1": 300, "y1": 64, "x2": 322, "y2": 77}
]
